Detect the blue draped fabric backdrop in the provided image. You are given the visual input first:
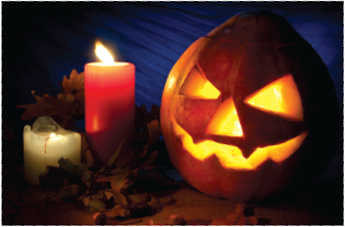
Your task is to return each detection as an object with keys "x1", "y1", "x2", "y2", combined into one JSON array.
[{"x1": 3, "y1": 2, "x2": 343, "y2": 177}]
